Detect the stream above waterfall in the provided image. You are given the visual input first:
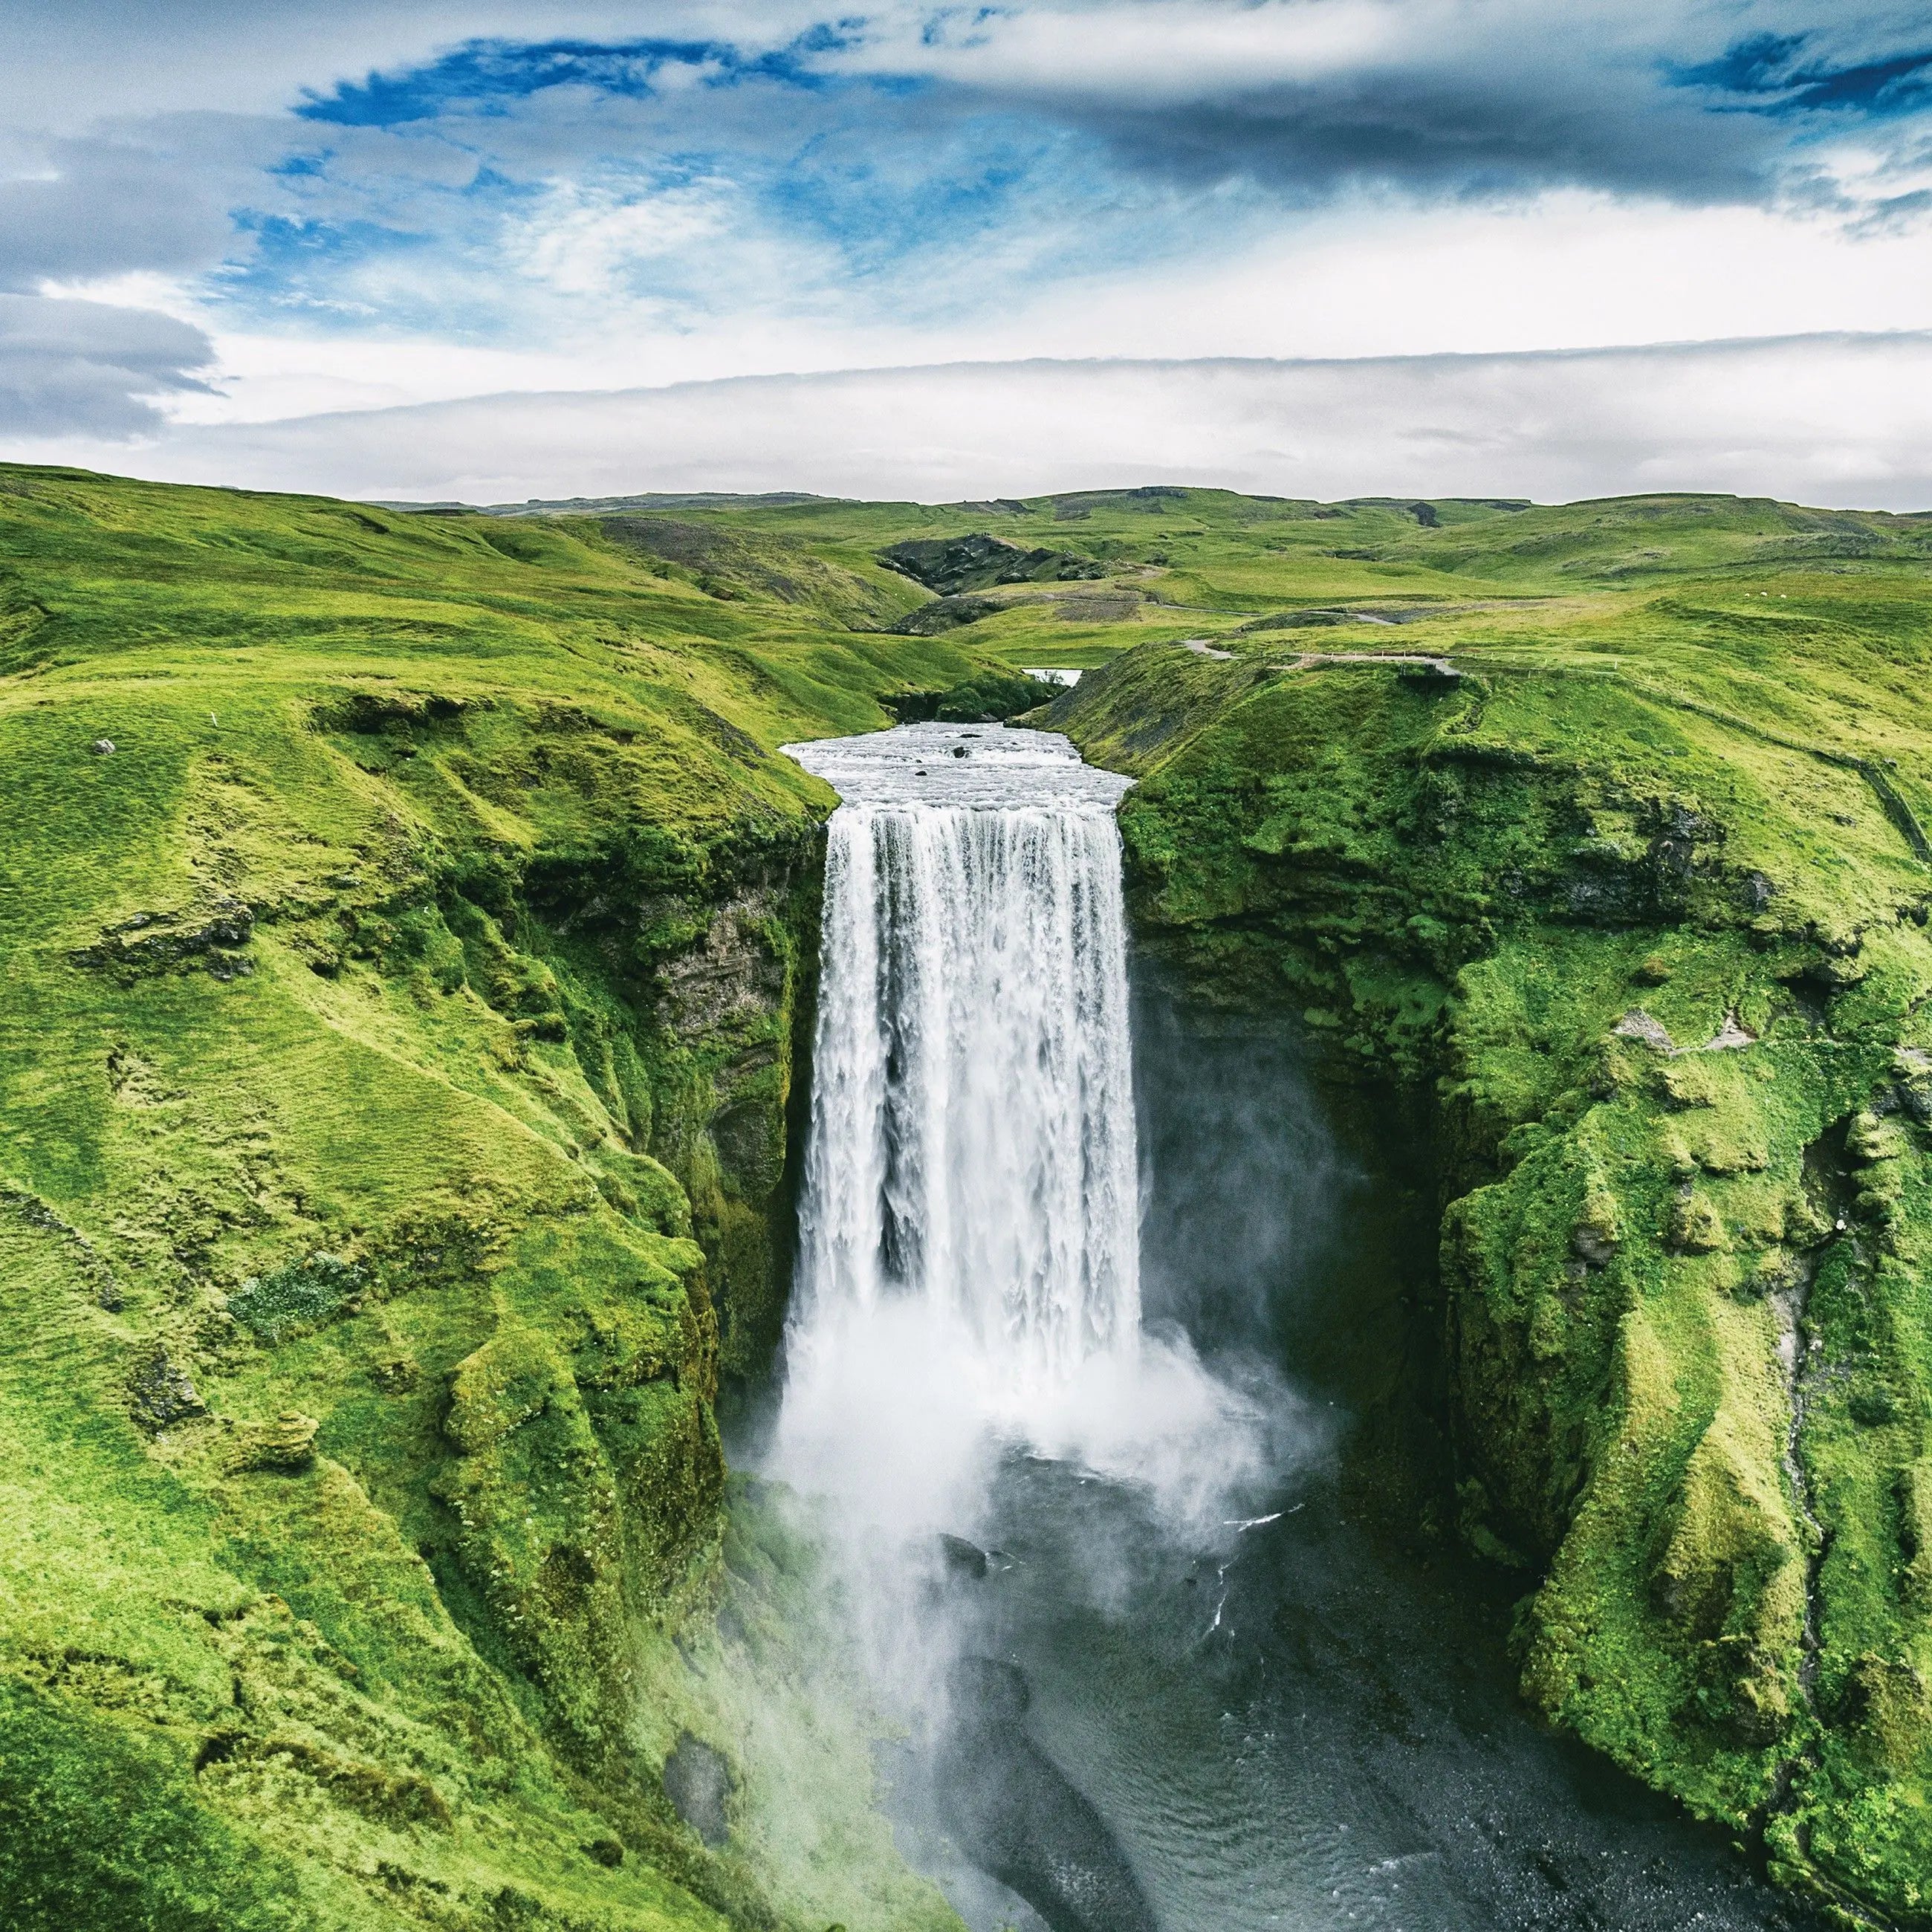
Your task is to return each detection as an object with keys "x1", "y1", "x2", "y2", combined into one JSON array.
[{"x1": 764, "y1": 723, "x2": 1821, "y2": 1932}]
